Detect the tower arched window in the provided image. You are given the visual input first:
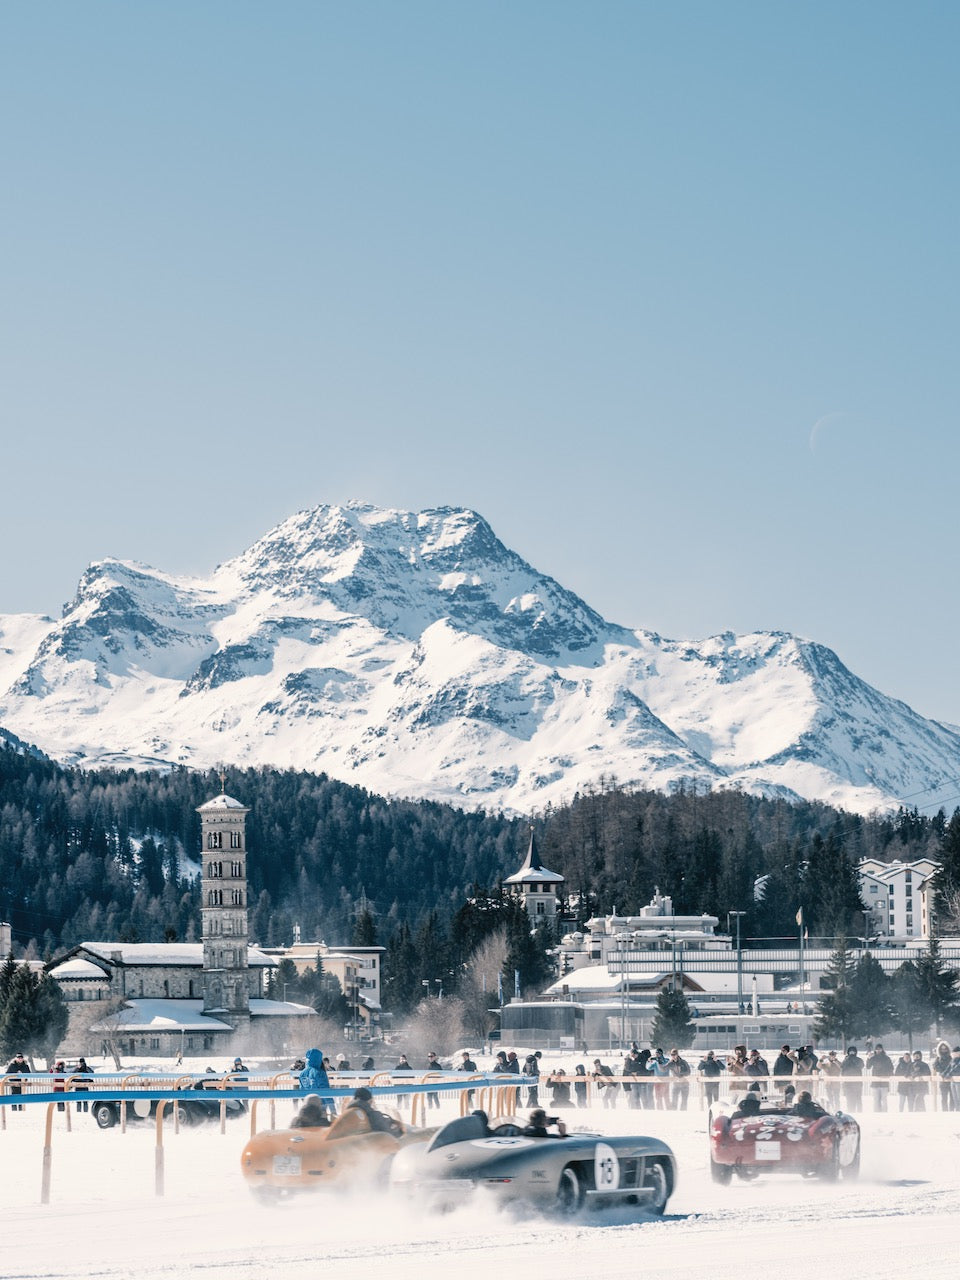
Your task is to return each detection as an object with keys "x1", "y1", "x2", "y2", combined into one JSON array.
[{"x1": 208, "y1": 832, "x2": 223, "y2": 850}]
